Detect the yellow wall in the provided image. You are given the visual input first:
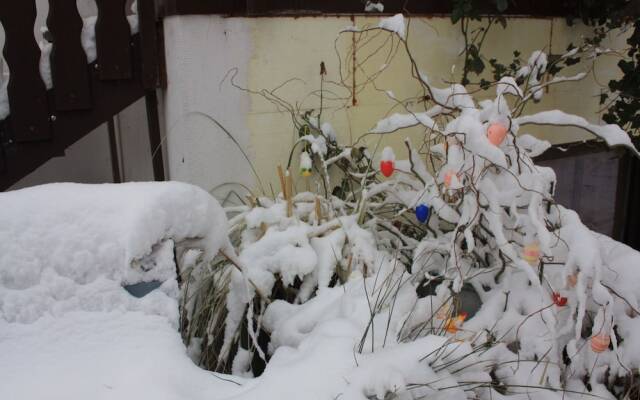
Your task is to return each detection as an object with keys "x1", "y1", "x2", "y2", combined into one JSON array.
[{"x1": 242, "y1": 16, "x2": 625, "y2": 194}]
